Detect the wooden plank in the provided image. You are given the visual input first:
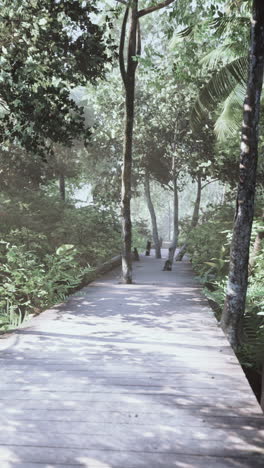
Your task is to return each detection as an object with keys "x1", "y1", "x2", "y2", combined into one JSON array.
[
  {"x1": 0, "y1": 427, "x2": 264, "y2": 455},
  {"x1": 0, "y1": 253, "x2": 263, "y2": 467},
  {"x1": 2, "y1": 414, "x2": 264, "y2": 430},
  {"x1": 0, "y1": 454, "x2": 264, "y2": 468},
  {"x1": 0, "y1": 446, "x2": 264, "y2": 466},
  {"x1": 0, "y1": 405, "x2": 262, "y2": 420},
  {"x1": 0, "y1": 390, "x2": 259, "y2": 407},
  {"x1": 0, "y1": 376, "x2": 251, "y2": 390}
]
